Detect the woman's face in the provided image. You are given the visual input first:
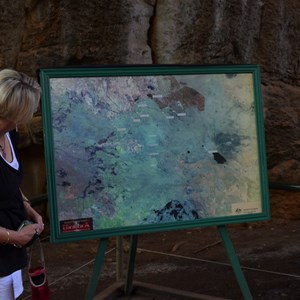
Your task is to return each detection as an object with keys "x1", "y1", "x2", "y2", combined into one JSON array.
[{"x1": 0, "y1": 118, "x2": 16, "y2": 135}]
